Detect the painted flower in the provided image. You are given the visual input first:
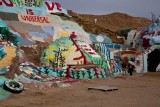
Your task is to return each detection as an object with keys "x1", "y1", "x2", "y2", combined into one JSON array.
[
  {"x1": 47, "y1": 46, "x2": 54, "y2": 52},
  {"x1": 60, "y1": 30, "x2": 68, "y2": 37},
  {"x1": 46, "y1": 54, "x2": 55, "y2": 61},
  {"x1": 66, "y1": 46, "x2": 72, "y2": 52},
  {"x1": 61, "y1": 53, "x2": 67, "y2": 58}
]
